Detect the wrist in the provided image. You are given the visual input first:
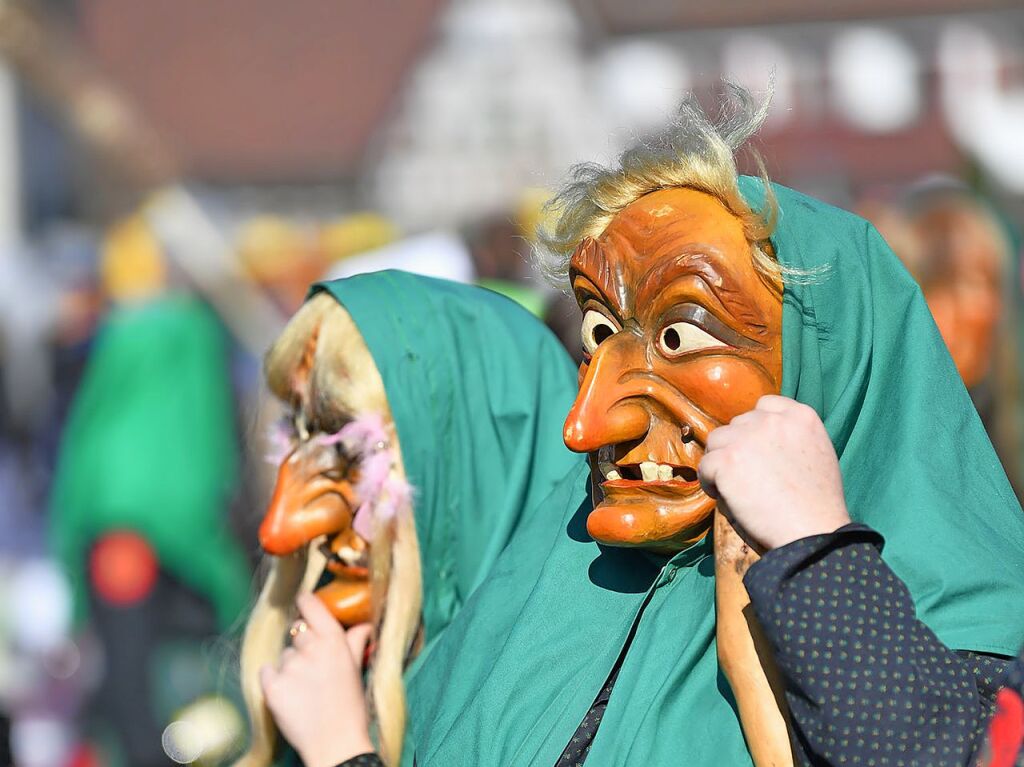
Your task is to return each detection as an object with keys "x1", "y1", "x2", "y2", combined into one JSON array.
[
  {"x1": 299, "y1": 733, "x2": 376, "y2": 767},
  {"x1": 765, "y1": 511, "x2": 851, "y2": 549}
]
